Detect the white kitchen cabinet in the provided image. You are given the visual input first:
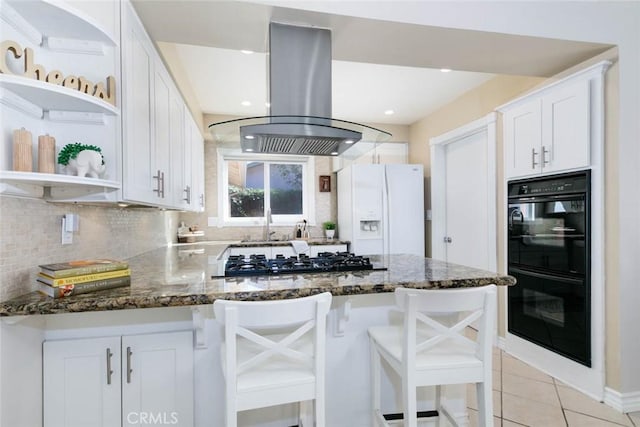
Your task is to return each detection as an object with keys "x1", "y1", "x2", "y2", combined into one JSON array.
[
  {"x1": 502, "y1": 73, "x2": 592, "y2": 178},
  {"x1": 44, "y1": 336, "x2": 121, "y2": 427},
  {"x1": 121, "y1": 1, "x2": 156, "y2": 205},
  {"x1": 333, "y1": 142, "x2": 408, "y2": 172},
  {"x1": 121, "y1": 1, "x2": 203, "y2": 210},
  {"x1": 122, "y1": 332, "x2": 194, "y2": 427},
  {"x1": 228, "y1": 246, "x2": 272, "y2": 259},
  {"x1": 273, "y1": 245, "x2": 296, "y2": 258},
  {"x1": 43, "y1": 331, "x2": 194, "y2": 427},
  {"x1": 169, "y1": 86, "x2": 187, "y2": 208},
  {"x1": 183, "y1": 112, "x2": 205, "y2": 212},
  {"x1": 310, "y1": 244, "x2": 348, "y2": 256}
]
